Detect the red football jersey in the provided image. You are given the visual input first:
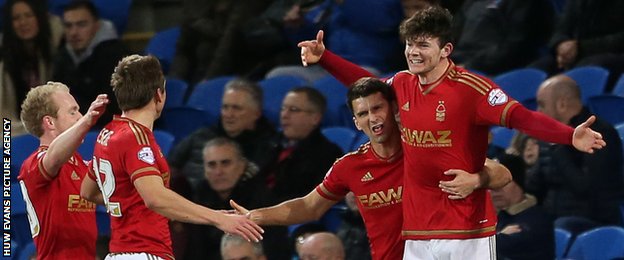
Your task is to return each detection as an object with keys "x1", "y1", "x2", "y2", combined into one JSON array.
[
  {"x1": 88, "y1": 116, "x2": 173, "y2": 259},
  {"x1": 317, "y1": 143, "x2": 404, "y2": 260},
  {"x1": 388, "y1": 63, "x2": 520, "y2": 240},
  {"x1": 18, "y1": 146, "x2": 97, "y2": 259}
]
